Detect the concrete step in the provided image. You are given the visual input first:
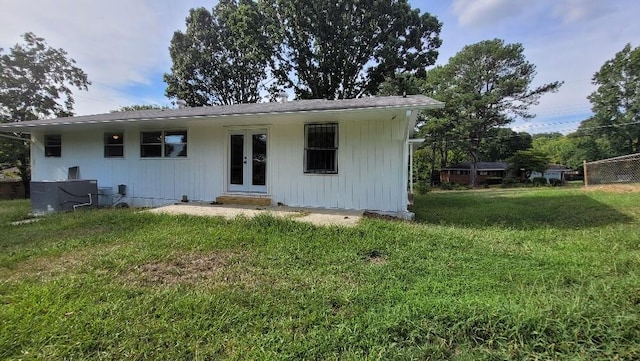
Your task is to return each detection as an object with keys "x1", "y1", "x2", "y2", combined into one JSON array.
[{"x1": 215, "y1": 195, "x2": 271, "y2": 207}]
